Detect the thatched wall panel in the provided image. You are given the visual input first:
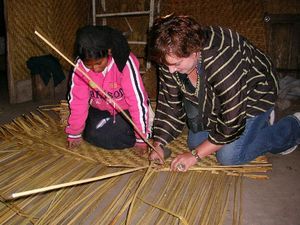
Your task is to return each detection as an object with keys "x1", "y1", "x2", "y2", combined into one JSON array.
[
  {"x1": 6, "y1": 0, "x2": 300, "y2": 102},
  {"x1": 265, "y1": 0, "x2": 300, "y2": 14},
  {"x1": 231, "y1": 0, "x2": 266, "y2": 51},
  {"x1": 6, "y1": 0, "x2": 90, "y2": 103},
  {"x1": 6, "y1": 1, "x2": 50, "y2": 81}
]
